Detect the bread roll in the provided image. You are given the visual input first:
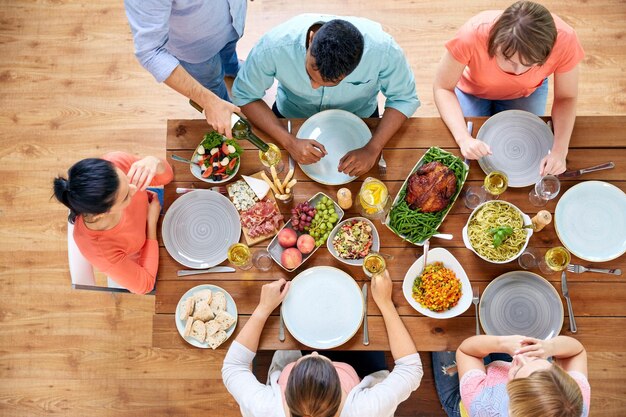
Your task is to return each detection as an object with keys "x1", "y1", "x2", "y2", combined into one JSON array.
[
  {"x1": 183, "y1": 316, "x2": 194, "y2": 338},
  {"x1": 192, "y1": 302, "x2": 215, "y2": 321},
  {"x1": 189, "y1": 320, "x2": 207, "y2": 343},
  {"x1": 205, "y1": 320, "x2": 221, "y2": 338},
  {"x1": 178, "y1": 297, "x2": 195, "y2": 321},
  {"x1": 210, "y1": 292, "x2": 226, "y2": 312},
  {"x1": 214, "y1": 310, "x2": 236, "y2": 331},
  {"x1": 207, "y1": 330, "x2": 228, "y2": 350}
]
